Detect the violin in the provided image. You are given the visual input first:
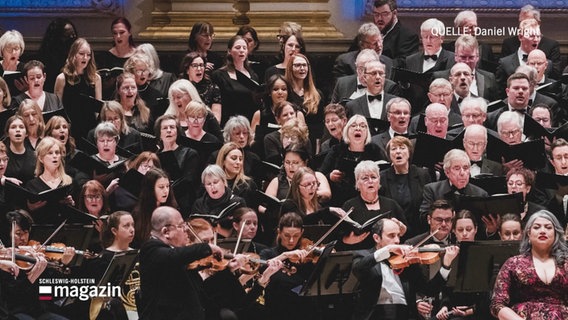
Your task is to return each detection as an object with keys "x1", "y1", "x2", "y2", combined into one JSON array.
[
  {"x1": 0, "y1": 247, "x2": 61, "y2": 271},
  {"x1": 188, "y1": 251, "x2": 230, "y2": 271},
  {"x1": 28, "y1": 240, "x2": 97, "y2": 262},
  {"x1": 388, "y1": 245, "x2": 446, "y2": 269}
]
